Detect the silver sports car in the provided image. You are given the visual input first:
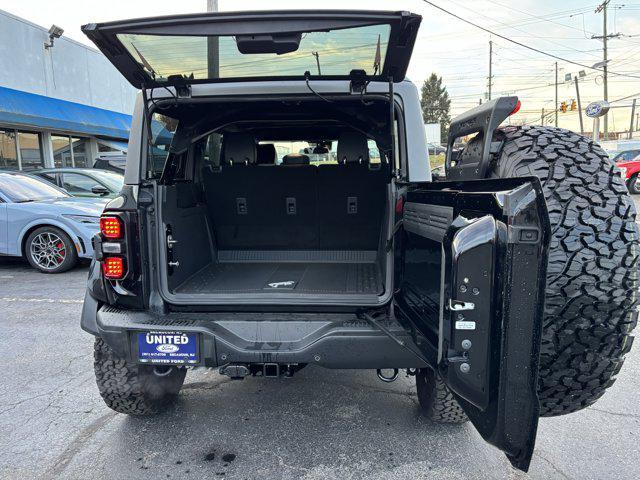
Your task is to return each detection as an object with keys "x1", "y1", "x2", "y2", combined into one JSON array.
[{"x1": 0, "y1": 171, "x2": 106, "y2": 273}]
